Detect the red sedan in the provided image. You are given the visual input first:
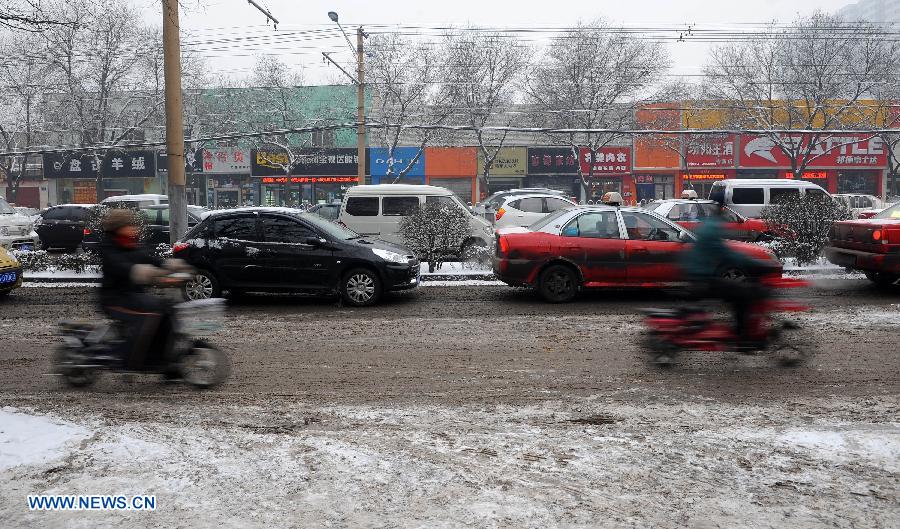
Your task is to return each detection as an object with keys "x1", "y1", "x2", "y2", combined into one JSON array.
[
  {"x1": 645, "y1": 199, "x2": 772, "y2": 242},
  {"x1": 493, "y1": 205, "x2": 782, "y2": 302}
]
